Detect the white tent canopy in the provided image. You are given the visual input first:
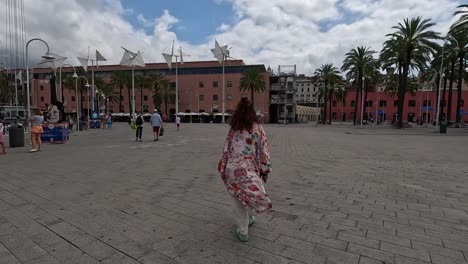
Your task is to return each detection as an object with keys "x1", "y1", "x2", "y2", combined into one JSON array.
[{"x1": 214, "y1": 113, "x2": 231, "y2": 116}]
